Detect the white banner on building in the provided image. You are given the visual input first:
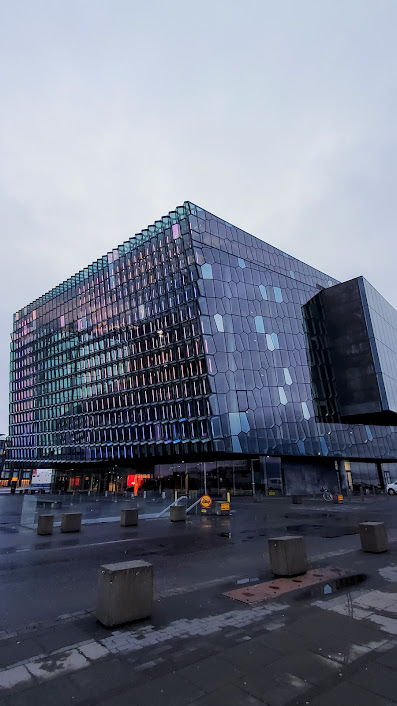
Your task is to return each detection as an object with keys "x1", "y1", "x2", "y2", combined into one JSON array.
[{"x1": 31, "y1": 469, "x2": 54, "y2": 488}]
